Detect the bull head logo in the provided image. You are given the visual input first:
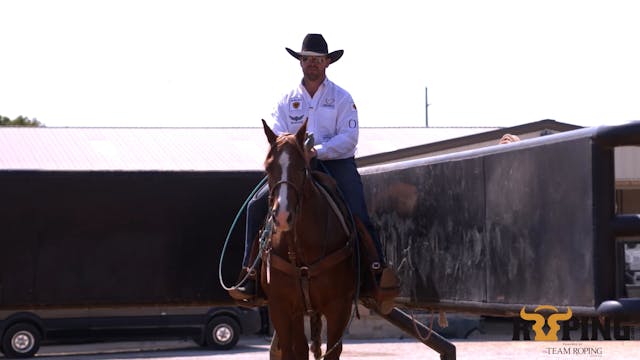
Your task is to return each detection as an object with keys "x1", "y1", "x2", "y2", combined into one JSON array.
[{"x1": 520, "y1": 305, "x2": 573, "y2": 340}]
